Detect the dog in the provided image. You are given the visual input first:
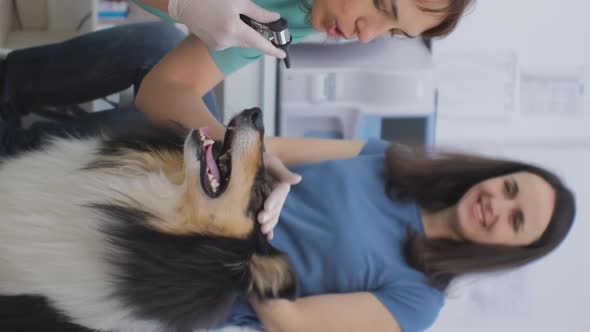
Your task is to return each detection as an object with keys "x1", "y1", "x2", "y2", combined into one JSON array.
[{"x1": 0, "y1": 107, "x2": 297, "y2": 332}]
